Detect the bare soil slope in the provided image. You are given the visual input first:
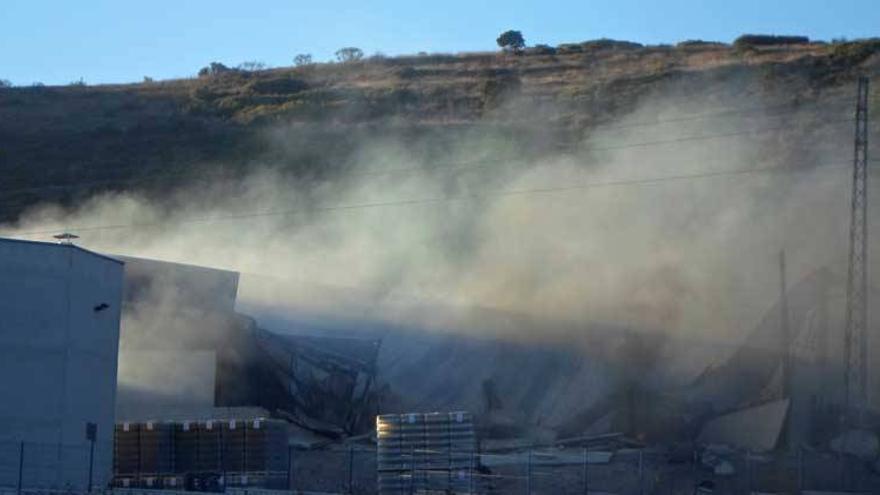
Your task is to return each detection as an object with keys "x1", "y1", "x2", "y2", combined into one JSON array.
[{"x1": 1, "y1": 40, "x2": 878, "y2": 221}]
